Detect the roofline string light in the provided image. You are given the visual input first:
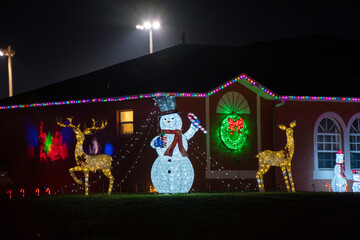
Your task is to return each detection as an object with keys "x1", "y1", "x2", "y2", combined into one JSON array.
[
  {"x1": 207, "y1": 74, "x2": 277, "y2": 98},
  {"x1": 280, "y1": 96, "x2": 360, "y2": 102},
  {"x1": 1, "y1": 74, "x2": 360, "y2": 110},
  {"x1": 0, "y1": 92, "x2": 207, "y2": 110}
]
